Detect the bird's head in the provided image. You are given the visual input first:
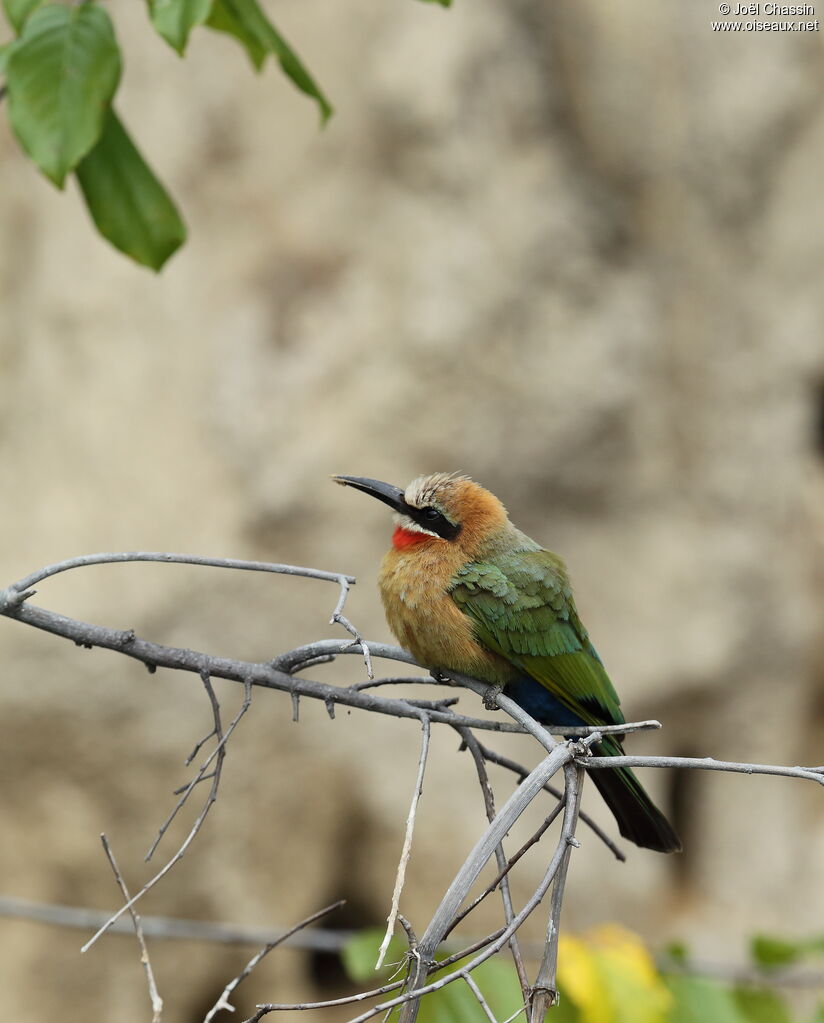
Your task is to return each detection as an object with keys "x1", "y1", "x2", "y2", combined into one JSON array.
[{"x1": 332, "y1": 472, "x2": 509, "y2": 553}]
